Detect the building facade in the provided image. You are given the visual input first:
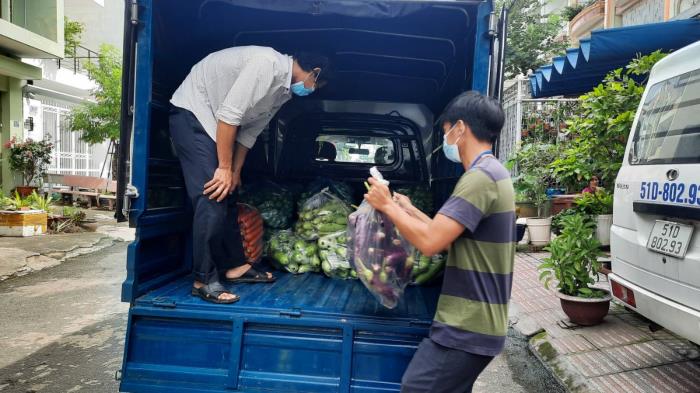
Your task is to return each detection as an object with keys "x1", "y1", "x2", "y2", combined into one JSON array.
[
  {"x1": 0, "y1": 0, "x2": 64, "y2": 194},
  {"x1": 570, "y1": 0, "x2": 700, "y2": 44},
  {"x1": 21, "y1": 0, "x2": 123, "y2": 180}
]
